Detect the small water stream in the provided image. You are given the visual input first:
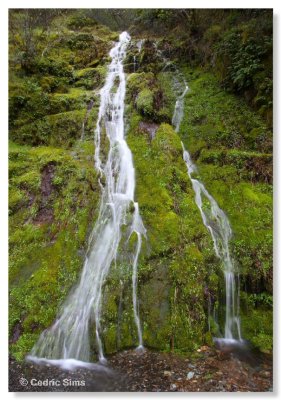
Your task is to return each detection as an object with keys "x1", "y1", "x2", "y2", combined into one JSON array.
[{"x1": 172, "y1": 76, "x2": 242, "y2": 344}]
